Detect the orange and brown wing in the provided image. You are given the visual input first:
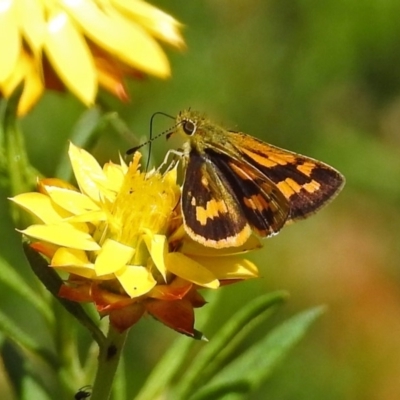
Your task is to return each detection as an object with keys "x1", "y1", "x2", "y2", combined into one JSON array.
[
  {"x1": 181, "y1": 148, "x2": 290, "y2": 248},
  {"x1": 229, "y1": 132, "x2": 345, "y2": 220},
  {"x1": 181, "y1": 149, "x2": 250, "y2": 248}
]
